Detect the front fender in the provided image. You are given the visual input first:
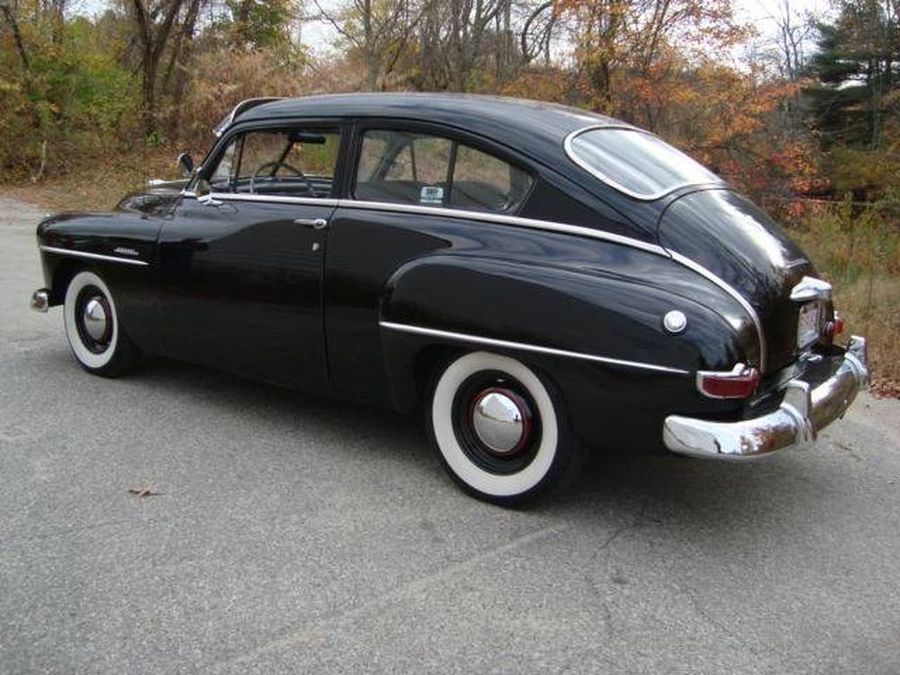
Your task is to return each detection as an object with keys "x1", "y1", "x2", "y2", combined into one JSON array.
[{"x1": 35, "y1": 211, "x2": 162, "y2": 353}]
